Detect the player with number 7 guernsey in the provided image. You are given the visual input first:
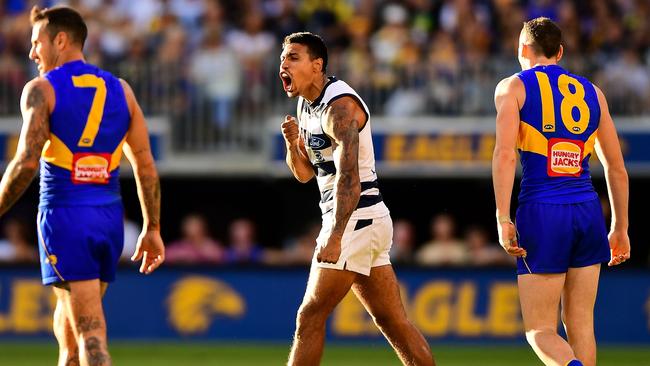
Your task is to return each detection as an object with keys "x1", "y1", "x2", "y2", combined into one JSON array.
[
  {"x1": 492, "y1": 17, "x2": 630, "y2": 366},
  {"x1": 0, "y1": 6, "x2": 164, "y2": 365}
]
